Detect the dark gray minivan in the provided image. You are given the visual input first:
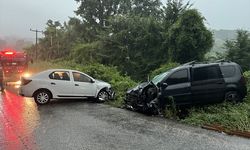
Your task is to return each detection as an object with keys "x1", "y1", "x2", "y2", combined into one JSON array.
[{"x1": 124, "y1": 61, "x2": 247, "y2": 112}]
